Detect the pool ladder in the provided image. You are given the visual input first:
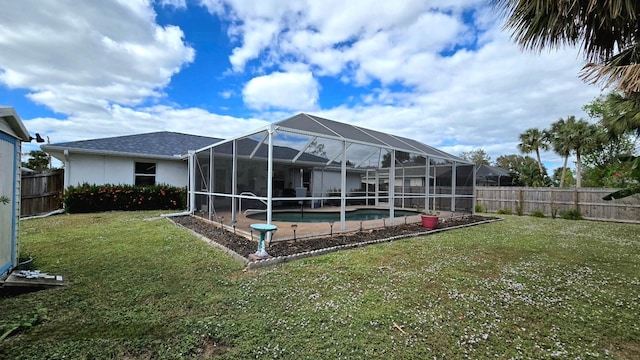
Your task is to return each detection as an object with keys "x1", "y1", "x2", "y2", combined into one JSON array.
[{"x1": 239, "y1": 192, "x2": 268, "y2": 215}]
